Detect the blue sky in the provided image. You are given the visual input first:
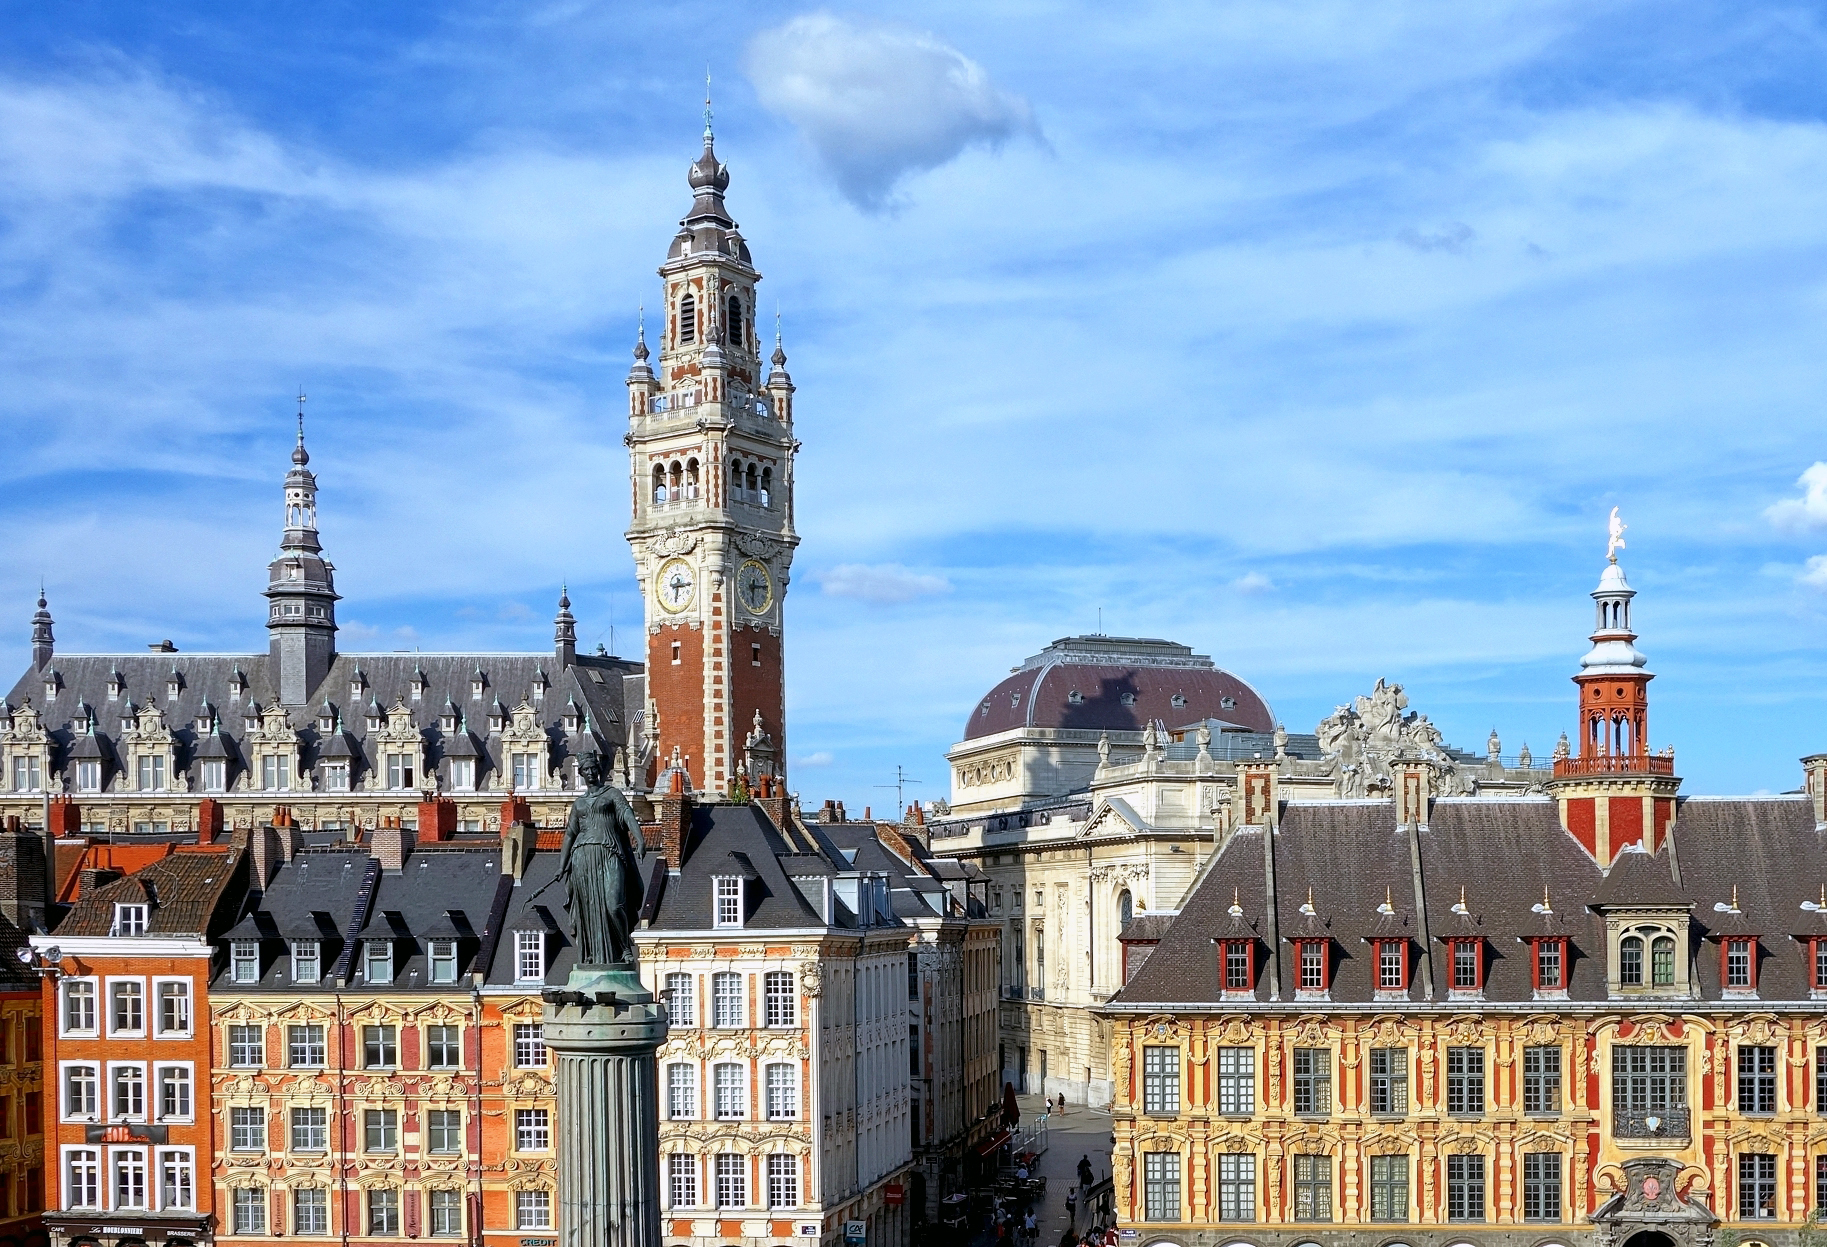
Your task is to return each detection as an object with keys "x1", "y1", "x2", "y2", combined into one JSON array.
[{"x1": 3, "y1": 2, "x2": 1827, "y2": 808}]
